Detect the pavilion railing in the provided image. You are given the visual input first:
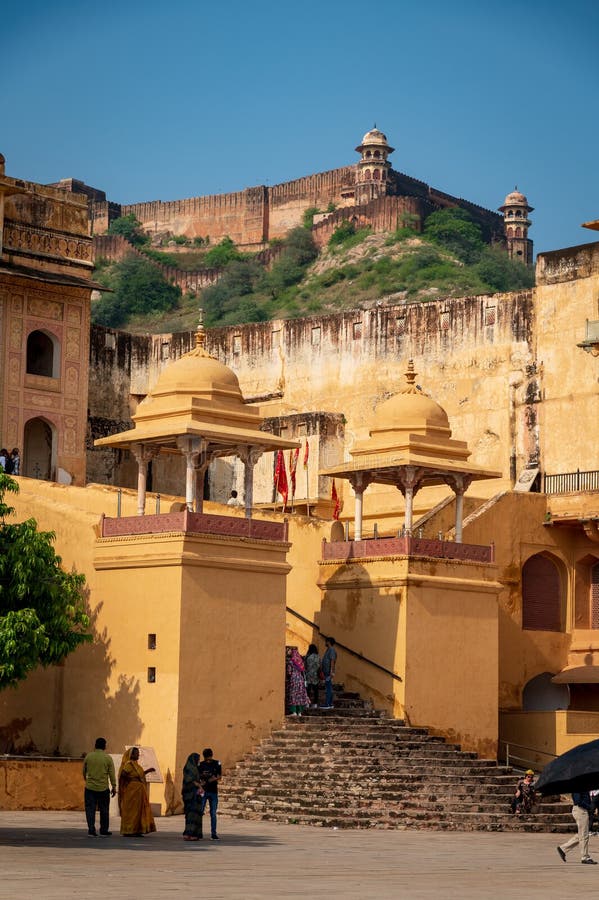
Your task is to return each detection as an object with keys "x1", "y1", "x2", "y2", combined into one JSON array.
[
  {"x1": 544, "y1": 469, "x2": 599, "y2": 495},
  {"x1": 321, "y1": 535, "x2": 494, "y2": 564},
  {"x1": 101, "y1": 509, "x2": 288, "y2": 542}
]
